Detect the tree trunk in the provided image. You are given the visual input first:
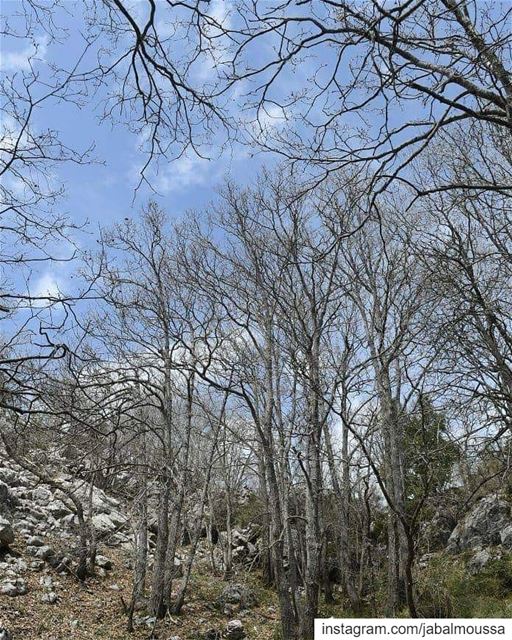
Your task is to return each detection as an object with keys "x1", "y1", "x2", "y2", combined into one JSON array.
[
  {"x1": 150, "y1": 476, "x2": 171, "y2": 618},
  {"x1": 127, "y1": 482, "x2": 148, "y2": 632}
]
